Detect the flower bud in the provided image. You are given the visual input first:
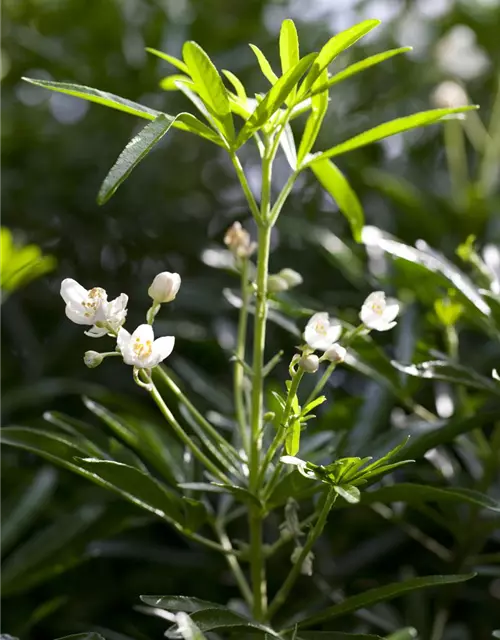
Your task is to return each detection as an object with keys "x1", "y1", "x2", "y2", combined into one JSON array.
[
  {"x1": 432, "y1": 81, "x2": 468, "y2": 109},
  {"x1": 278, "y1": 268, "x2": 303, "y2": 289},
  {"x1": 84, "y1": 350, "x2": 103, "y2": 368},
  {"x1": 267, "y1": 275, "x2": 289, "y2": 293},
  {"x1": 148, "y1": 272, "x2": 181, "y2": 304},
  {"x1": 299, "y1": 353, "x2": 319, "y2": 373},
  {"x1": 224, "y1": 222, "x2": 256, "y2": 258},
  {"x1": 323, "y1": 343, "x2": 346, "y2": 364},
  {"x1": 291, "y1": 546, "x2": 314, "y2": 576}
]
